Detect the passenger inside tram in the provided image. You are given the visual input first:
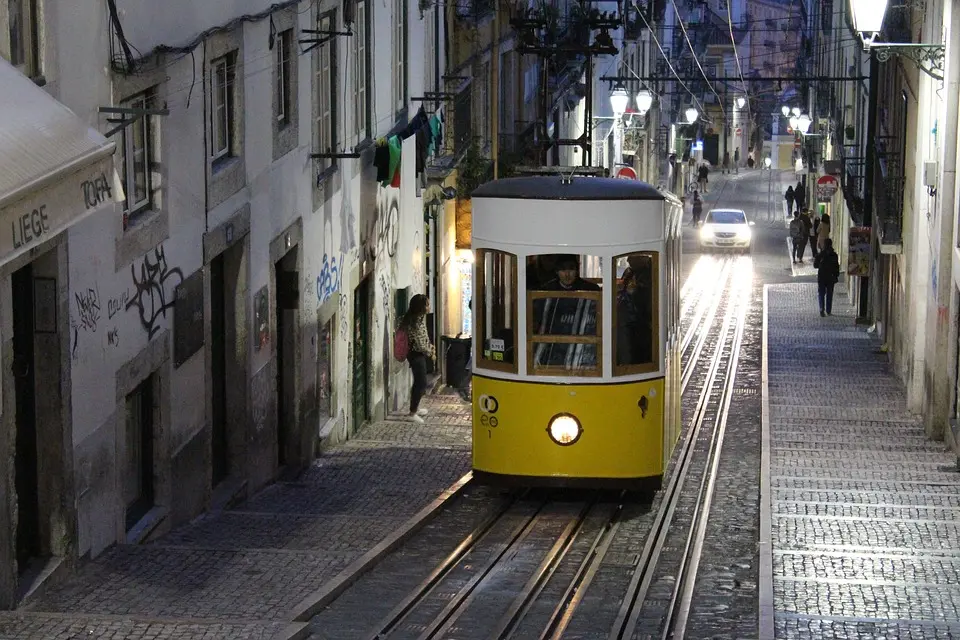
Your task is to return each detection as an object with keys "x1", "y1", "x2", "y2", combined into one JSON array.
[
  {"x1": 615, "y1": 256, "x2": 654, "y2": 368},
  {"x1": 529, "y1": 254, "x2": 600, "y2": 371}
]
